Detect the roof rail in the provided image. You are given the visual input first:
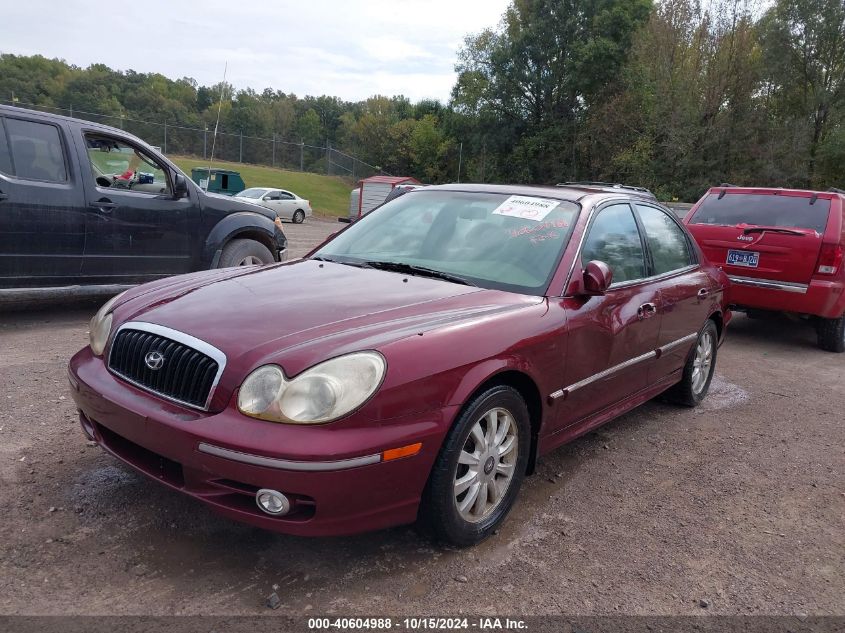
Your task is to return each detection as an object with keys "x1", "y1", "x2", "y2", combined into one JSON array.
[
  {"x1": 718, "y1": 182, "x2": 741, "y2": 188},
  {"x1": 827, "y1": 187, "x2": 845, "y2": 194},
  {"x1": 556, "y1": 181, "x2": 656, "y2": 197}
]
